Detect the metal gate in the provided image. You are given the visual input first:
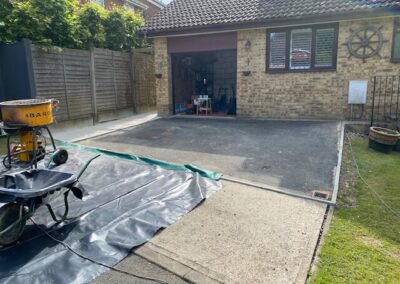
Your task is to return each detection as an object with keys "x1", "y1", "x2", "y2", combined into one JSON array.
[{"x1": 371, "y1": 75, "x2": 400, "y2": 125}]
